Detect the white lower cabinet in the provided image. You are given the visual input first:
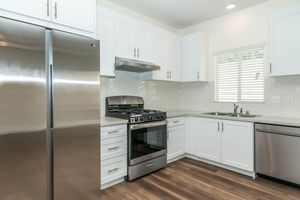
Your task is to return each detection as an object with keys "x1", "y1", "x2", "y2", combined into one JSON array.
[
  {"x1": 101, "y1": 136, "x2": 127, "y2": 161},
  {"x1": 185, "y1": 117, "x2": 254, "y2": 172},
  {"x1": 167, "y1": 117, "x2": 185, "y2": 162},
  {"x1": 101, "y1": 156, "x2": 127, "y2": 186},
  {"x1": 100, "y1": 124, "x2": 127, "y2": 189},
  {"x1": 221, "y1": 120, "x2": 254, "y2": 171},
  {"x1": 196, "y1": 118, "x2": 221, "y2": 162}
]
